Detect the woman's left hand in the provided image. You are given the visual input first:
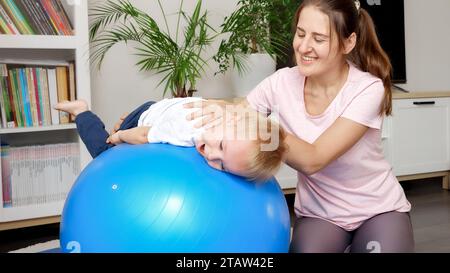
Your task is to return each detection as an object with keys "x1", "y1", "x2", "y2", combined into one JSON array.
[{"x1": 184, "y1": 99, "x2": 228, "y2": 129}]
